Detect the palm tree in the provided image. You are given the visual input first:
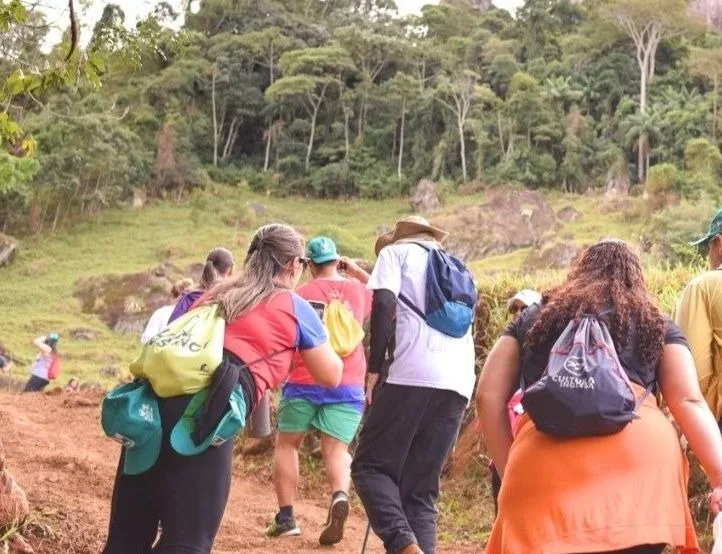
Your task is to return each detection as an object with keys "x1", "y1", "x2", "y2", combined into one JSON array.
[
  {"x1": 544, "y1": 76, "x2": 583, "y2": 113},
  {"x1": 623, "y1": 109, "x2": 663, "y2": 182}
]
